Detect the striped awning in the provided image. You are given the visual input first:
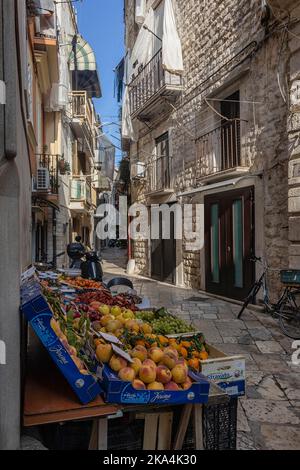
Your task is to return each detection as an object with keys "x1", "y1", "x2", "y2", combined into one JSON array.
[
  {"x1": 69, "y1": 35, "x2": 101, "y2": 98},
  {"x1": 69, "y1": 35, "x2": 97, "y2": 72}
]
